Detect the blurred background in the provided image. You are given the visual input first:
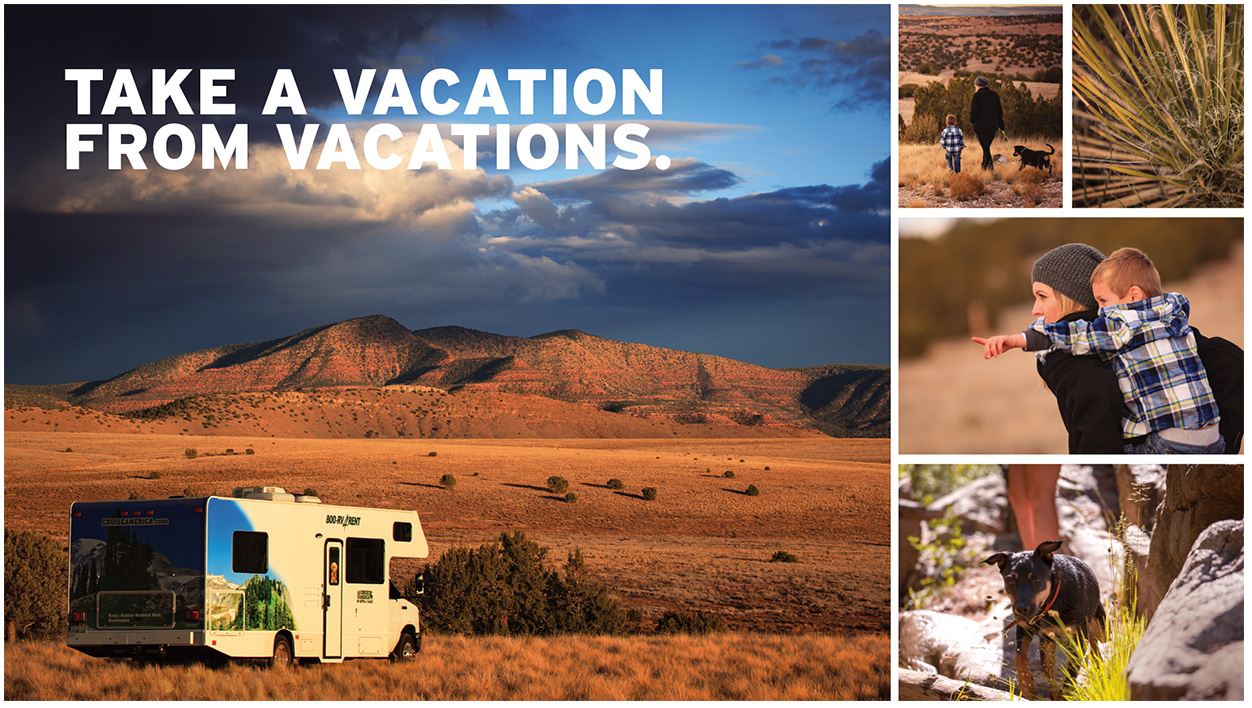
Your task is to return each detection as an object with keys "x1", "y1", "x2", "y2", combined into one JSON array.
[{"x1": 898, "y1": 217, "x2": 1243, "y2": 454}]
